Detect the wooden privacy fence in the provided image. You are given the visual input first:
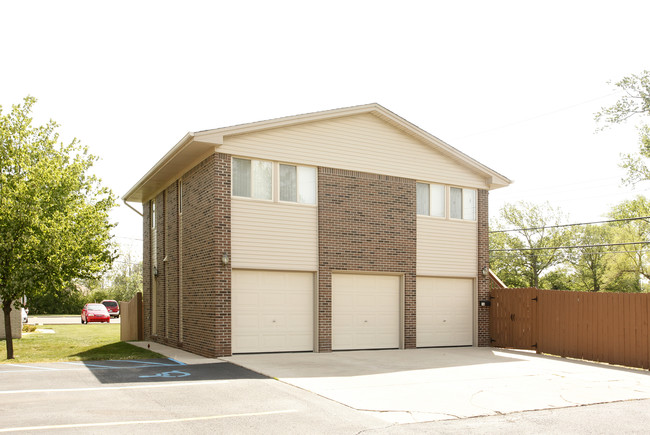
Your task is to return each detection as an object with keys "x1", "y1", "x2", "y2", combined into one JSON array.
[
  {"x1": 490, "y1": 288, "x2": 650, "y2": 370},
  {"x1": 120, "y1": 292, "x2": 143, "y2": 342}
]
